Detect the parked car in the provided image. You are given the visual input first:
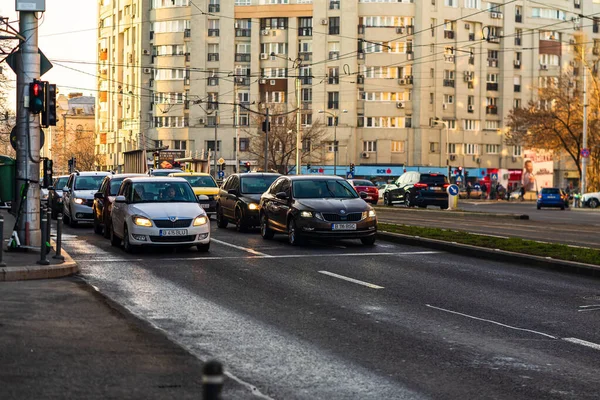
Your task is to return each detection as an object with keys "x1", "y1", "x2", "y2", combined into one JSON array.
[
  {"x1": 148, "y1": 168, "x2": 183, "y2": 177},
  {"x1": 458, "y1": 186, "x2": 483, "y2": 199},
  {"x1": 378, "y1": 184, "x2": 398, "y2": 202},
  {"x1": 347, "y1": 179, "x2": 379, "y2": 204},
  {"x1": 582, "y1": 191, "x2": 600, "y2": 208},
  {"x1": 537, "y1": 187, "x2": 567, "y2": 210},
  {"x1": 216, "y1": 173, "x2": 280, "y2": 231},
  {"x1": 62, "y1": 171, "x2": 110, "y2": 227},
  {"x1": 168, "y1": 172, "x2": 219, "y2": 218},
  {"x1": 259, "y1": 175, "x2": 377, "y2": 246},
  {"x1": 109, "y1": 177, "x2": 210, "y2": 252},
  {"x1": 93, "y1": 173, "x2": 146, "y2": 237},
  {"x1": 48, "y1": 175, "x2": 69, "y2": 219},
  {"x1": 385, "y1": 172, "x2": 449, "y2": 208}
]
